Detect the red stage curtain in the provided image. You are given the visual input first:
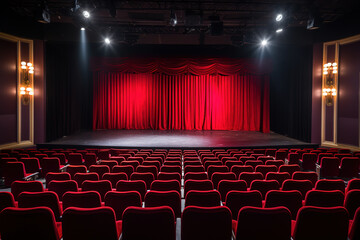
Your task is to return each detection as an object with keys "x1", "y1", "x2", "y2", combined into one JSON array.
[{"x1": 92, "y1": 58, "x2": 270, "y2": 132}]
